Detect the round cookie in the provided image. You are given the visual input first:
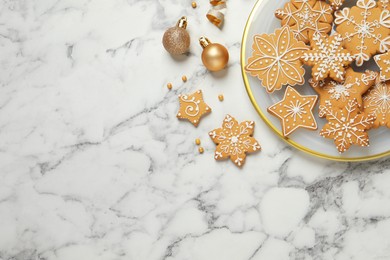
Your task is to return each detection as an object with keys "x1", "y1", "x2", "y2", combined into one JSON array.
[
  {"x1": 245, "y1": 26, "x2": 309, "y2": 93},
  {"x1": 275, "y1": 0, "x2": 334, "y2": 44},
  {"x1": 334, "y1": 0, "x2": 390, "y2": 66}
]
